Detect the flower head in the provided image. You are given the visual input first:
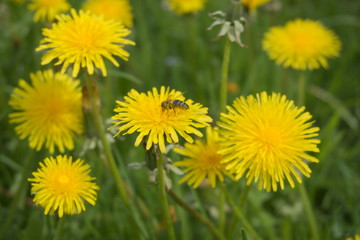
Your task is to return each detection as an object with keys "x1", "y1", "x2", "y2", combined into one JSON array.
[
  {"x1": 218, "y1": 92, "x2": 320, "y2": 192},
  {"x1": 174, "y1": 127, "x2": 231, "y2": 188},
  {"x1": 111, "y1": 86, "x2": 212, "y2": 153},
  {"x1": 167, "y1": 0, "x2": 207, "y2": 15},
  {"x1": 28, "y1": 155, "x2": 99, "y2": 217},
  {"x1": 28, "y1": 0, "x2": 70, "y2": 22},
  {"x1": 36, "y1": 9, "x2": 135, "y2": 78},
  {"x1": 242, "y1": 0, "x2": 270, "y2": 13},
  {"x1": 83, "y1": 0, "x2": 133, "y2": 27},
  {"x1": 262, "y1": 19, "x2": 341, "y2": 70},
  {"x1": 9, "y1": 69, "x2": 83, "y2": 153}
]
